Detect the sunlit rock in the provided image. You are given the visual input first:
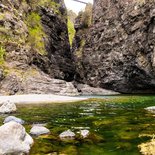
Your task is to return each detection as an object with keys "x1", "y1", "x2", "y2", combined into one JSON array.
[
  {"x1": 30, "y1": 125, "x2": 50, "y2": 136},
  {"x1": 0, "y1": 100, "x2": 17, "y2": 114},
  {"x1": 0, "y1": 122, "x2": 33, "y2": 155},
  {"x1": 4, "y1": 116, "x2": 25, "y2": 124}
]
